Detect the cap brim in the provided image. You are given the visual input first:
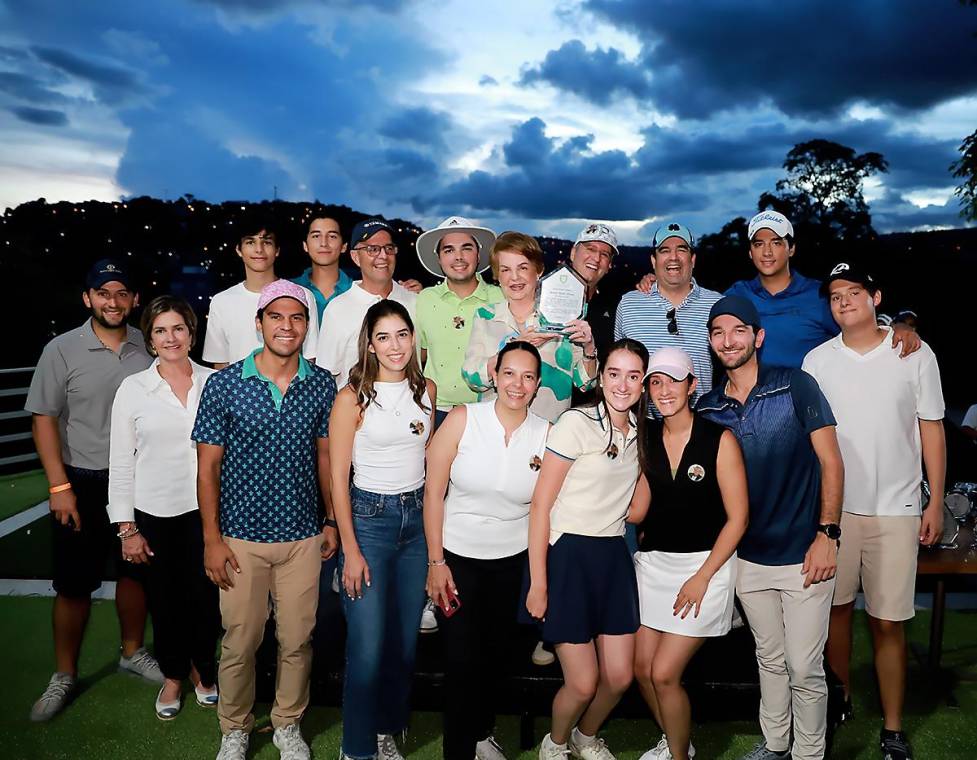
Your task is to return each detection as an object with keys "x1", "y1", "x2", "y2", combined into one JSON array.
[
  {"x1": 416, "y1": 226, "x2": 496, "y2": 277},
  {"x1": 644, "y1": 366, "x2": 693, "y2": 382}
]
